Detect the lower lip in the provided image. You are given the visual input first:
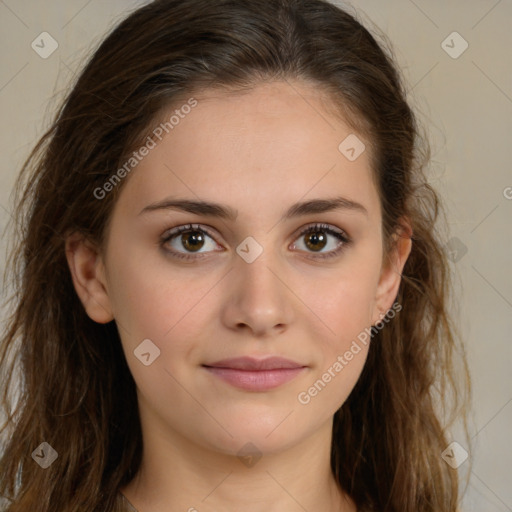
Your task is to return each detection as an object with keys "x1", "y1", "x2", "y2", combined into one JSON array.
[{"x1": 203, "y1": 366, "x2": 307, "y2": 391}]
